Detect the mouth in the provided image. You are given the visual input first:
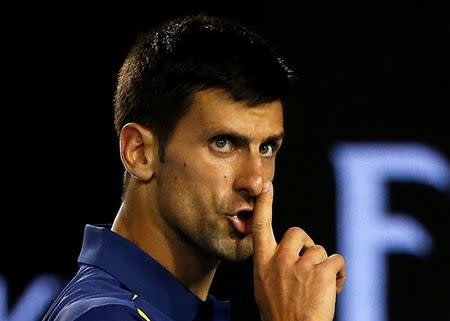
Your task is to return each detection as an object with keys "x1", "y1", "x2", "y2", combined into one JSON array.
[{"x1": 227, "y1": 209, "x2": 254, "y2": 236}]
